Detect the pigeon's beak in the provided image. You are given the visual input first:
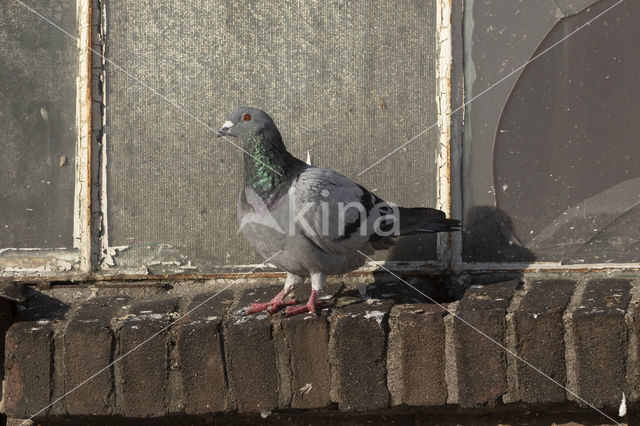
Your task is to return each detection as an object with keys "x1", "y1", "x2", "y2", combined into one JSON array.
[{"x1": 217, "y1": 120, "x2": 234, "y2": 138}]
